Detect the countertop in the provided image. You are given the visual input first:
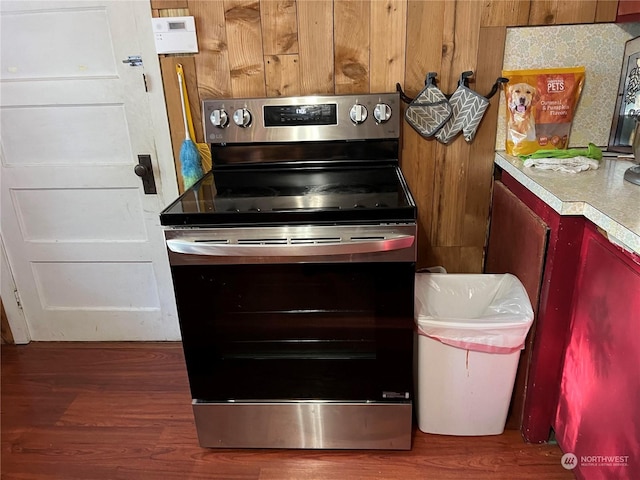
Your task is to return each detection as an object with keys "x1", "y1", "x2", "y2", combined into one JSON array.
[{"x1": 494, "y1": 151, "x2": 640, "y2": 255}]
